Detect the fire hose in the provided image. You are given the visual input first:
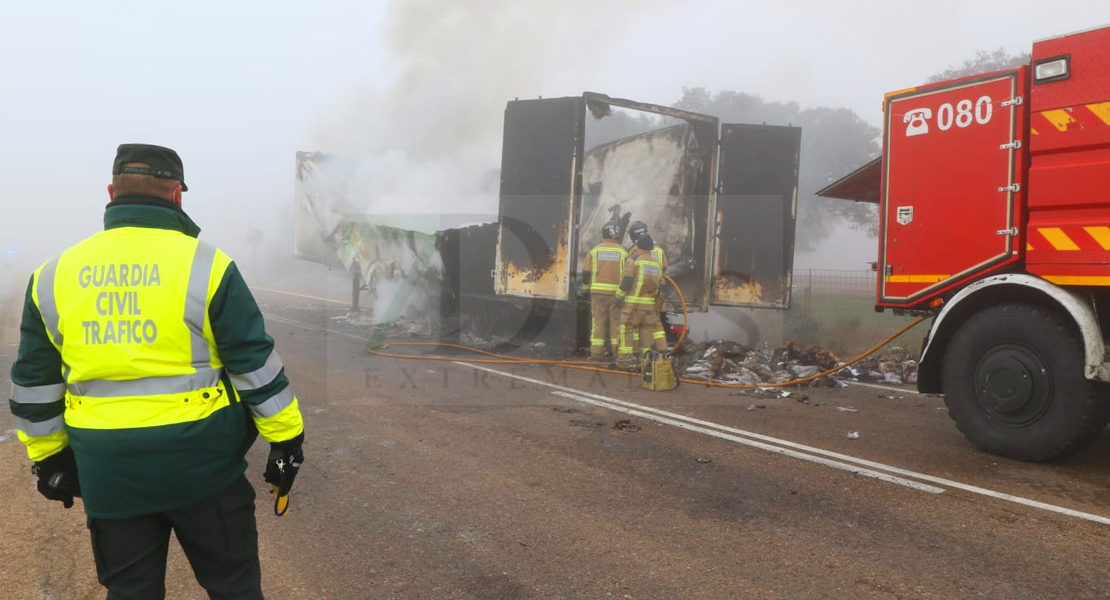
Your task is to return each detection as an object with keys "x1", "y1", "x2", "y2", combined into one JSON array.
[{"x1": 366, "y1": 275, "x2": 927, "y2": 390}]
